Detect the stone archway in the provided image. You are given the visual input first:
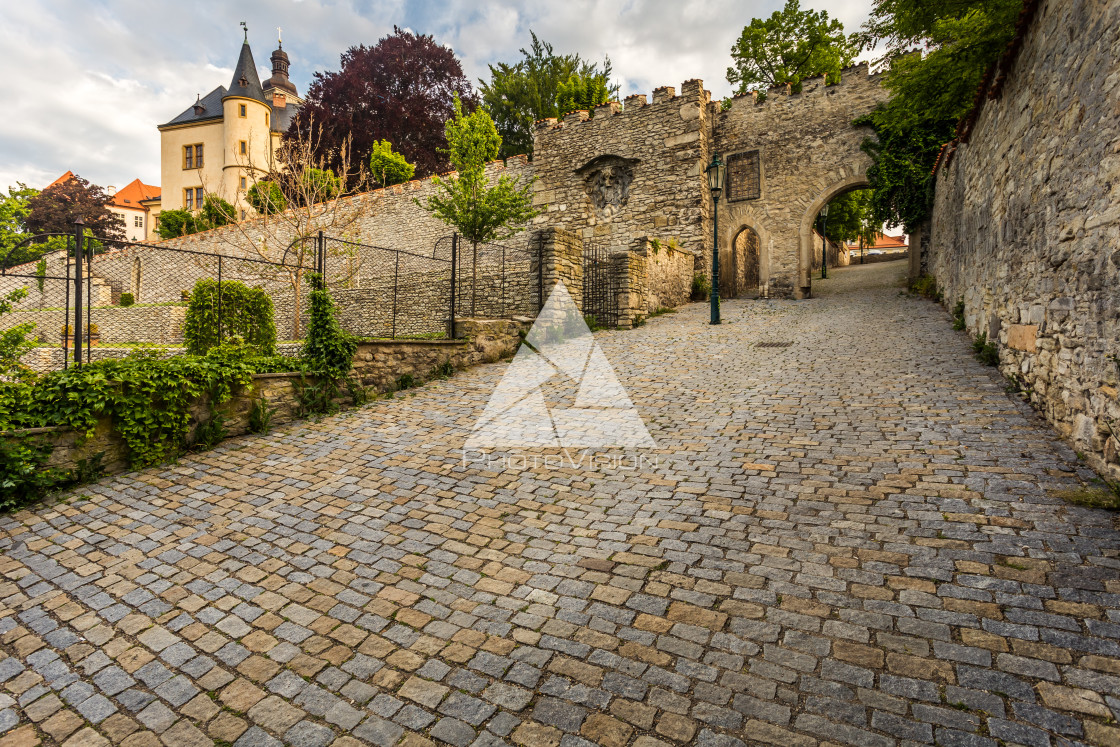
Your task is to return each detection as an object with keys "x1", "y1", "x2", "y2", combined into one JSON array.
[
  {"x1": 721, "y1": 226, "x2": 761, "y2": 299},
  {"x1": 718, "y1": 204, "x2": 773, "y2": 298},
  {"x1": 798, "y1": 174, "x2": 870, "y2": 297}
]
